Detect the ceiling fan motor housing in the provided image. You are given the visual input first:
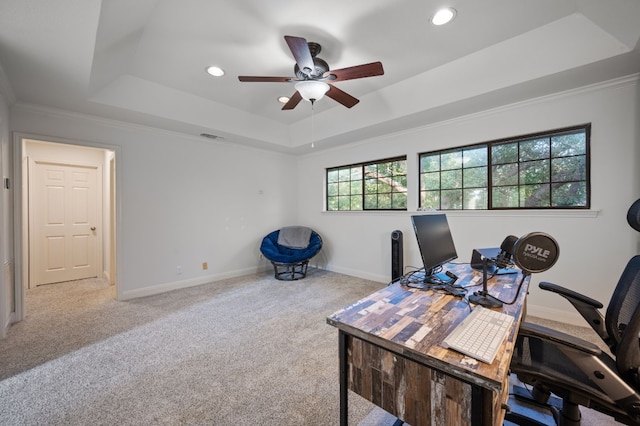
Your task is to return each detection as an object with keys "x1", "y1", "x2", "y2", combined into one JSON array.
[
  {"x1": 294, "y1": 57, "x2": 329, "y2": 80},
  {"x1": 293, "y1": 41, "x2": 329, "y2": 79}
]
